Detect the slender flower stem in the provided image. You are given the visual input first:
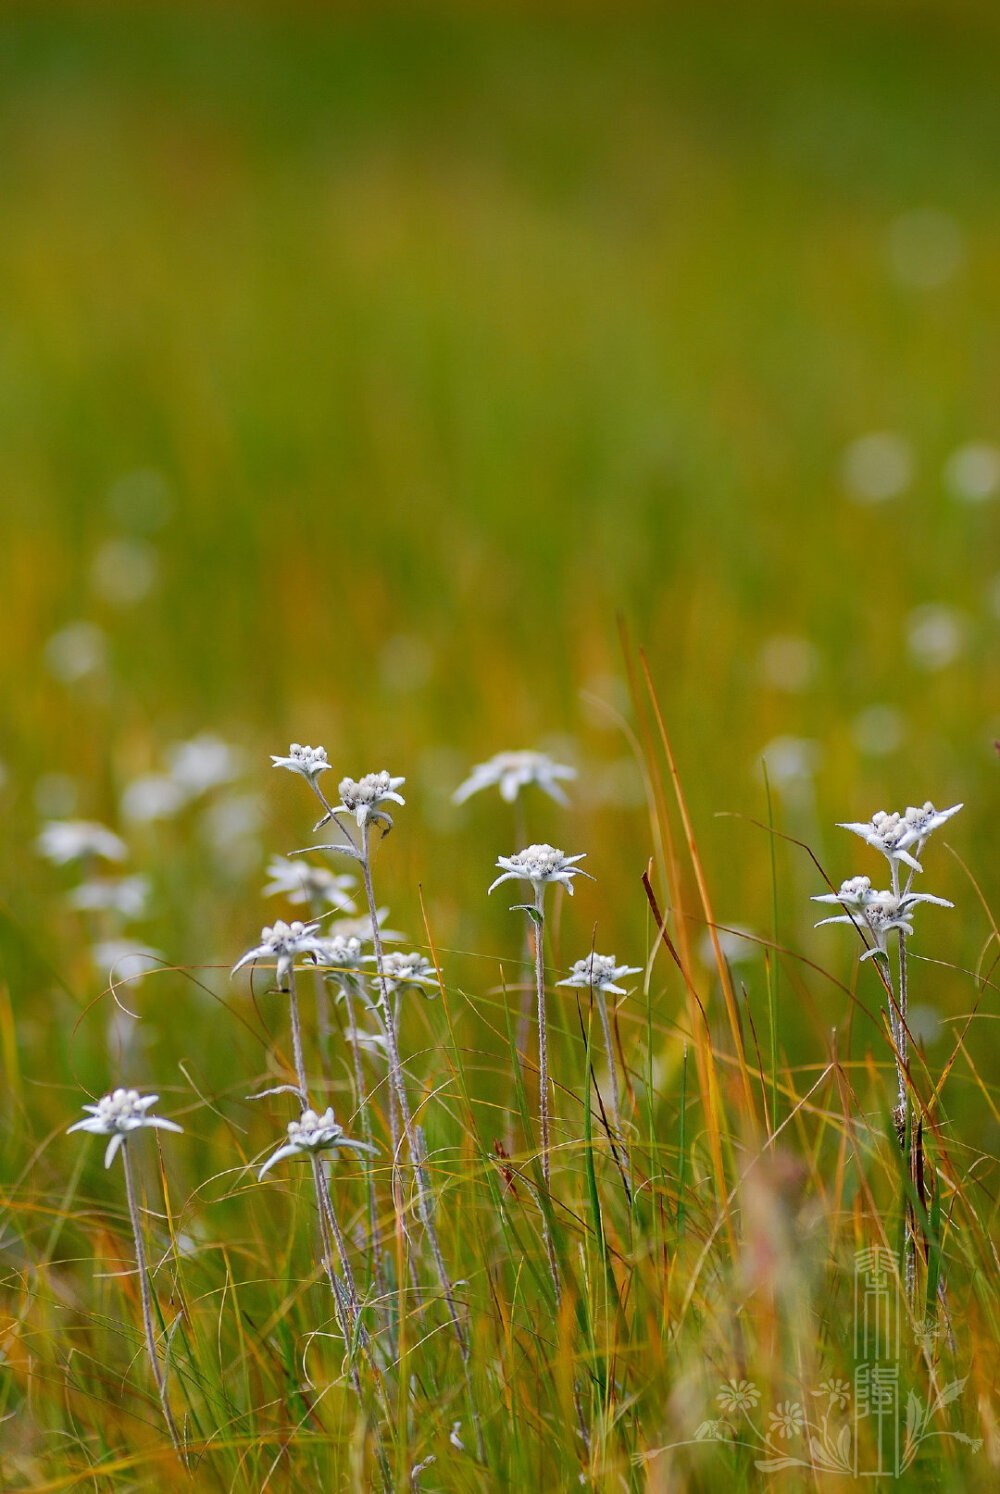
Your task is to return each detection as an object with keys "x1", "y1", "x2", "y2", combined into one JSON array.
[
  {"x1": 593, "y1": 989, "x2": 621, "y2": 1142},
  {"x1": 593, "y1": 984, "x2": 631, "y2": 1192},
  {"x1": 311, "y1": 1153, "x2": 360, "y2": 1329},
  {"x1": 341, "y1": 980, "x2": 384, "y2": 1294},
  {"x1": 532, "y1": 889, "x2": 560, "y2": 1295},
  {"x1": 121, "y1": 1144, "x2": 185, "y2": 1462},
  {"x1": 359, "y1": 823, "x2": 468, "y2": 1360},
  {"x1": 310, "y1": 1155, "x2": 394, "y2": 1494},
  {"x1": 286, "y1": 966, "x2": 309, "y2": 1104},
  {"x1": 887, "y1": 863, "x2": 915, "y2": 1303},
  {"x1": 533, "y1": 892, "x2": 551, "y2": 1190}
]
